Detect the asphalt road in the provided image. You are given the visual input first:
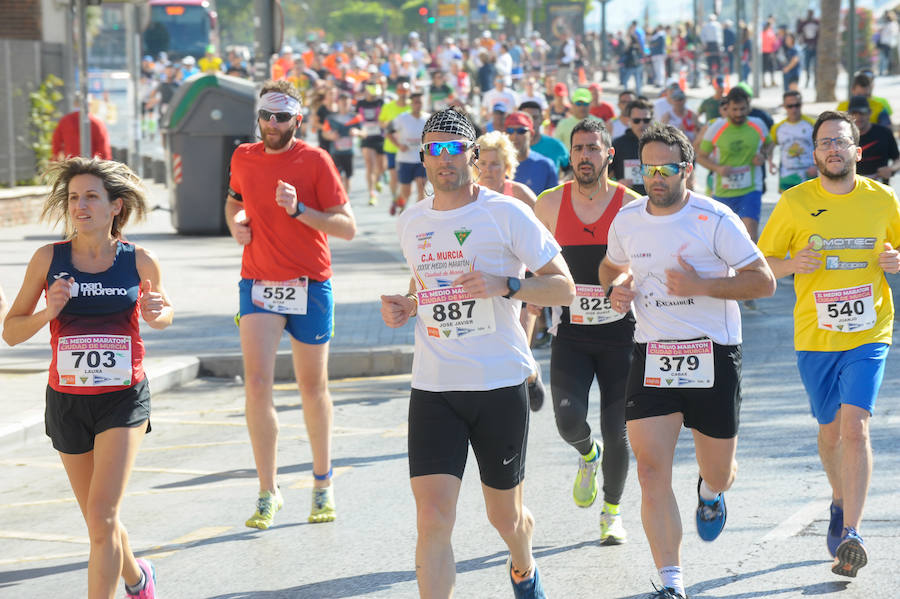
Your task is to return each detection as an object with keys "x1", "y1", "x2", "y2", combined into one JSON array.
[{"x1": 2, "y1": 280, "x2": 899, "y2": 598}]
